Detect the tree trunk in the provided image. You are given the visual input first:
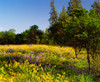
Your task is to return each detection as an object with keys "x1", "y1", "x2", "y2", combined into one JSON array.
[
  {"x1": 75, "y1": 48, "x2": 78, "y2": 58},
  {"x1": 91, "y1": 54, "x2": 95, "y2": 60}
]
